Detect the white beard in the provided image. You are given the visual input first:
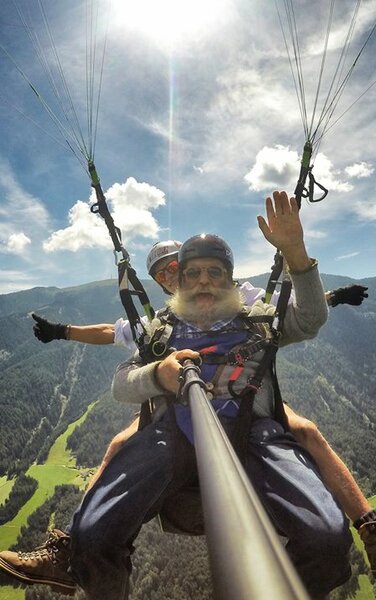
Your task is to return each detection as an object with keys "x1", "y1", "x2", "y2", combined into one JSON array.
[{"x1": 167, "y1": 285, "x2": 244, "y2": 328}]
